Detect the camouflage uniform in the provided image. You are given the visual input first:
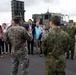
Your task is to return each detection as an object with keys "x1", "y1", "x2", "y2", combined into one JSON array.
[
  {"x1": 66, "y1": 25, "x2": 76, "y2": 59},
  {"x1": 42, "y1": 28, "x2": 69, "y2": 75},
  {"x1": 60, "y1": 26, "x2": 66, "y2": 32},
  {"x1": 5, "y1": 25, "x2": 32, "y2": 75}
]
